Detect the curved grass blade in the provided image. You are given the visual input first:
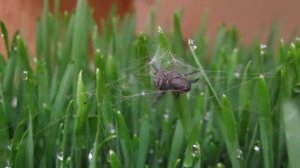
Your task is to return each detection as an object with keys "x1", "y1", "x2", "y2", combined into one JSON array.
[
  {"x1": 74, "y1": 70, "x2": 89, "y2": 147},
  {"x1": 46, "y1": 64, "x2": 75, "y2": 164},
  {"x1": 3, "y1": 32, "x2": 19, "y2": 96},
  {"x1": 116, "y1": 111, "x2": 133, "y2": 167},
  {"x1": 238, "y1": 61, "x2": 252, "y2": 142},
  {"x1": 256, "y1": 75, "x2": 273, "y2": 168},
  {"x1": 189, "y1": 39, "x2": 222, "y2": 110},
  {"x1": 0, "y1": 21, "x2": 9, "y2": 56},
  {"x1": 221, "y1": 94, "x2": 240, "y2": 168},
  {"x1": 59, "y1": 100, "x2": 73, "y2": 168},
  {"x1": 9, "y1": 122, "x2": 25, "y2": 167}
]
